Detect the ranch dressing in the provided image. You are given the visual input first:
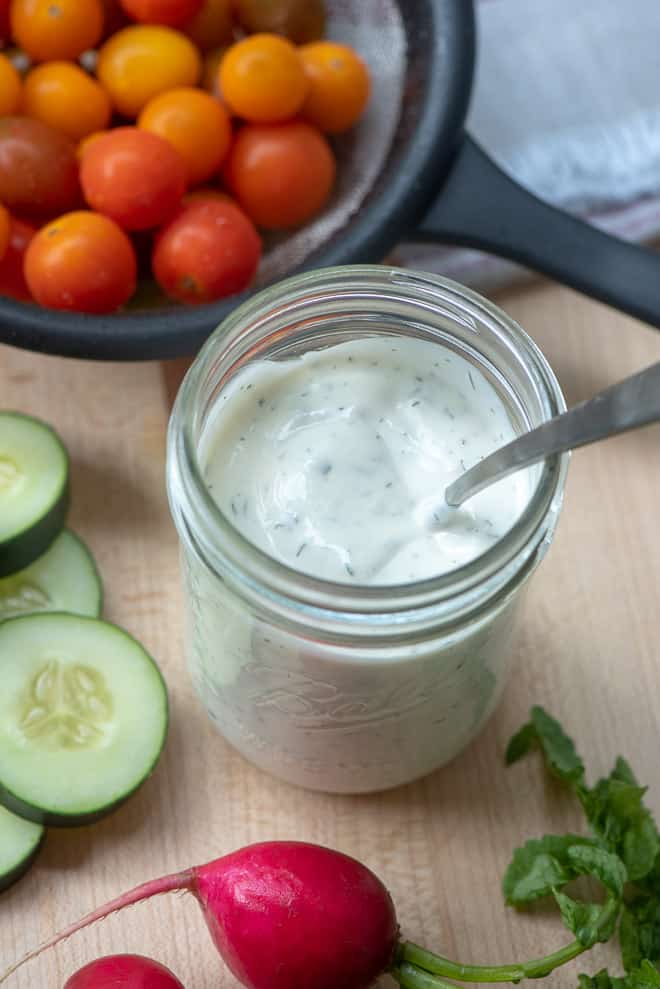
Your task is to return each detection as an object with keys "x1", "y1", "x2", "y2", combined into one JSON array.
[{"x1": 201, "y1": 337, "x2": 533, "y2": 584}]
